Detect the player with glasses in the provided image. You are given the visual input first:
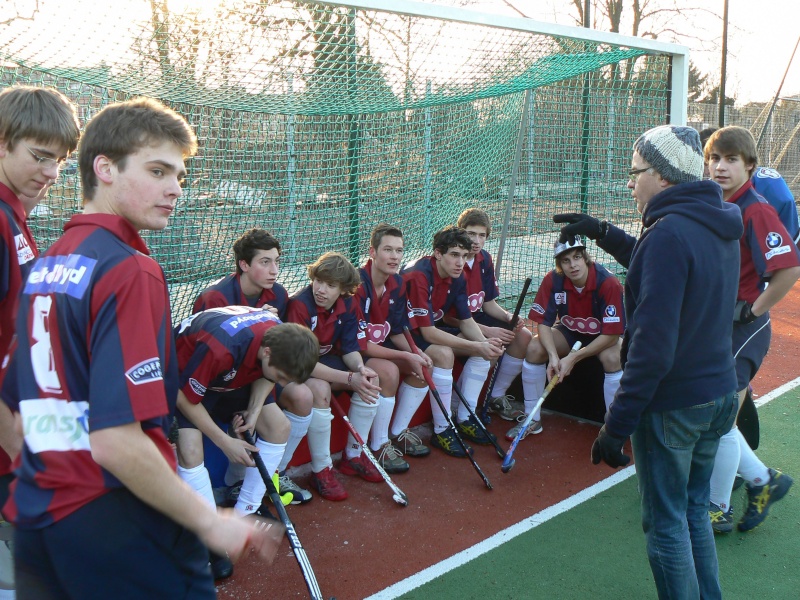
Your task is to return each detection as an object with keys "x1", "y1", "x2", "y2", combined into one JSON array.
[{"x1": 20, "y1": 140, "x2": 70, "y2": 170}]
